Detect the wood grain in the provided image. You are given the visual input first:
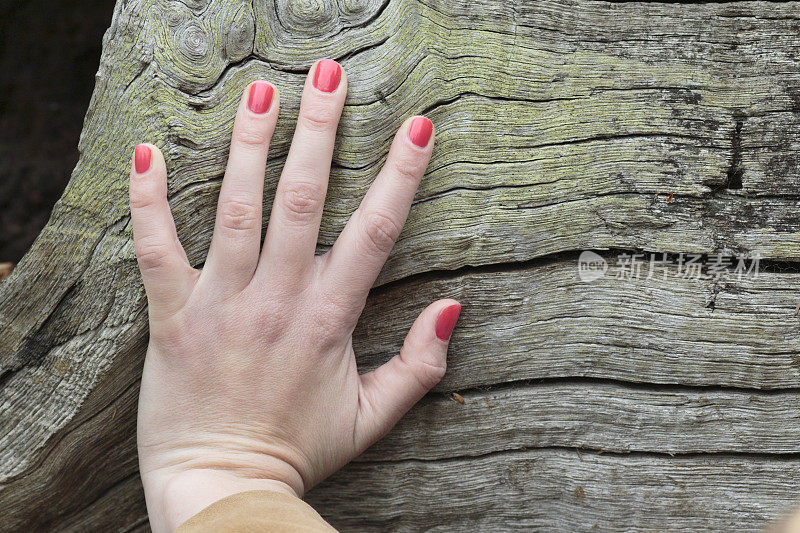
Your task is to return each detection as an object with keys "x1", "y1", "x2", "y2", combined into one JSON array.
[
  {"x1": 2, "y1": 0, "x2": 800, "y2": 530},
  {"x1": 354, "y1": 259, "x2": 800, "y2": 390},
  {"x1": 308, "y1": 448, "x2": 800, "y2": 532},
  {"x1": 360, "y1": 379, "x2": 800, "y2": 461}
]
